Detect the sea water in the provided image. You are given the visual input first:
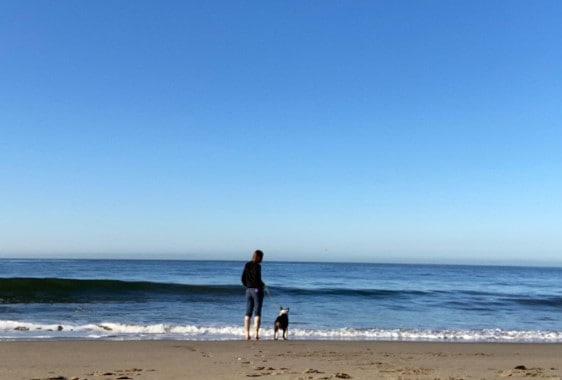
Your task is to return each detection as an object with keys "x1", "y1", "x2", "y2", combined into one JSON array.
[{"x1": 1, "y1": 259, "x2": 561, "y2": 342}]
